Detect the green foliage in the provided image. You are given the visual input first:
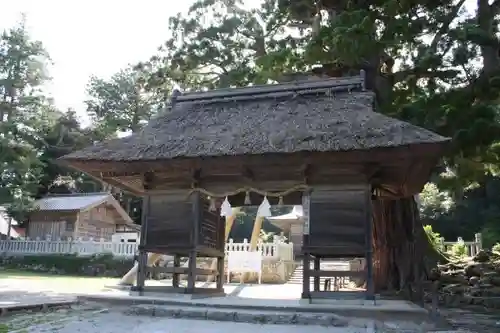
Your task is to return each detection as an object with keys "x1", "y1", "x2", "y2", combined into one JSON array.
[
  {"x1": 0, "y1": 18, "x2": 51, "y2": 214},
  {"x1": 0, "y1": 18, "x2": 139, "y2": 225},
  {"x1": 420, "y1": 183, "x2": 454, "y2": 220},
  {"x1": 424, "y1": 225, "x2": 443, "y2": 250},
  {"x1": 85, "y1": 66, "x2": 165, "y2": 136},
  {"x1": 259, "y1": 229, "x2": 275, "y2": 242},
  {"x1": 425, "y1": 175, "x2": 500, "y2": 248},
  {"x1": 4, "y1": 0, "x2": 500, "y2": 240},
  {"x1": 449, "y1": 238, "x2": 468, "y2": 259}
]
